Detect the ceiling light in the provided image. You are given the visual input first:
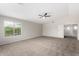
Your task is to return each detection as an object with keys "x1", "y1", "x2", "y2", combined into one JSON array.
[
  {"x1": 42, "y1": 17, "x2": 45, "y2": 19},
  {"x1": 67, "y1": 27, "x2": 70, "y2": 30},
  {"x1": 74, "y1": 26, "x2": 78, "y2": 30}
]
